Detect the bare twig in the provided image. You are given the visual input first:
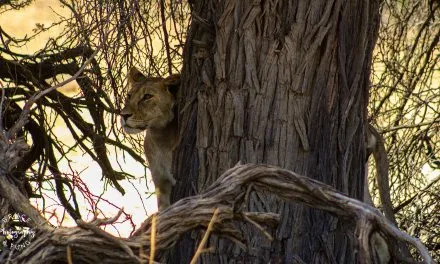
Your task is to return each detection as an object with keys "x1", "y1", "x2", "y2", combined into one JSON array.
[
  {"x1": 190, "y1": 208, "x2": 219, "y2": 264},
  {"x1": 381, "y1": 119, "x2": 440, "y2": 133},
  {"x1": 90, "y1": 207, "x2": 124, "y2": 226},
  {"x1": 242, "y1": 212, "x2": 273, "y2": 241},
  {"x1": 67, "y1": 245, "x2": 73, "y2": 264},
  {"x1": 7, "y1": 49, "x2": 99, "y2": 139},
  {"x1": 149, "y1": 215, "x2": 157, "y2": 264},
  {"x1": 394, "y1": 174, "x2": 440, "y2": 213}
]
